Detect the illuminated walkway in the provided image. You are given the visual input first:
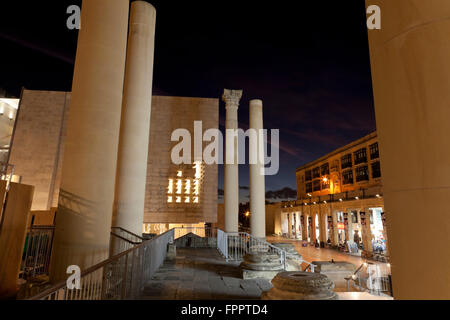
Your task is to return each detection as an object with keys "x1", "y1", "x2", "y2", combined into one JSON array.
[
  {"x1": 141, "y1": 248, "x2": 273, "y2": 300},
  {"x1": 267, "y1": 236, "x2": 388, "y2": 267}
]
